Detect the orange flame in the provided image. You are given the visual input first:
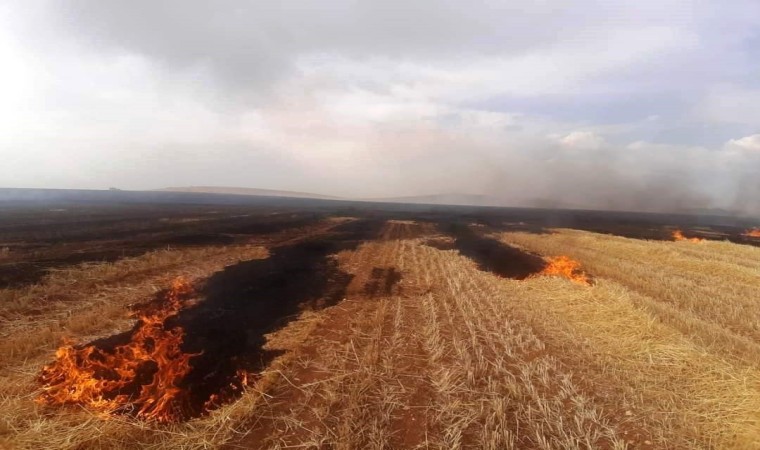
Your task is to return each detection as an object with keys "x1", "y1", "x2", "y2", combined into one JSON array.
[
  {"x1": 743, "y1": 228, "x2": 760, "y2": 238},
  {"x1": 539, "y1": 256, "x2": 591, "y2": 286},
  {"x1": 37, "y1": 277, "x2": 199, "y2": 423},
  {"x1": 672, "y1": 230, "x2": 704, "y2": 243}
]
